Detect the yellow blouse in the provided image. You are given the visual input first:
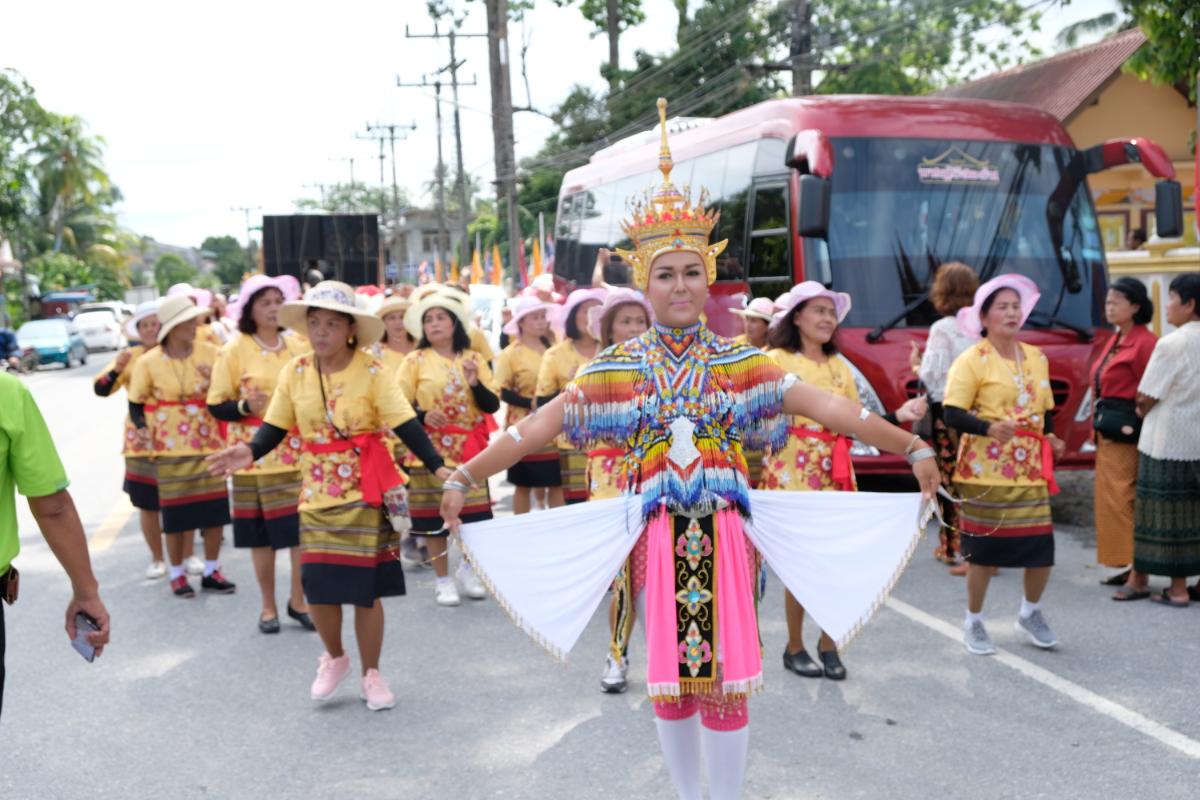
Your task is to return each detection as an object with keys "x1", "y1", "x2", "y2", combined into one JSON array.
[
  {"x1": 128, "y1": 342, "x2": 225, "y2": 456},
  {"x1": 469, "y1": 328, "x2": 494, "y2": 362},
  {"x1": 536, "y1": 339, "x2": 595, "y2": 450},
  {"x1": 493, "y1": 340, "x2": 547, "y2": 428},
  {"x1": 97, "y1": 345, "x2": 155, "y2": 457},
  {"x1": 207, "y1": 333, "x2": 308, "y2": 474},
  {"x1": 397, "y1": 348, "x2": 498, "y2": 466},
  {"x1": 195, "y1": 324, "x2": 222, "y2": 348},
  {"x1": 944, "y1": 340, "x2": 1054, "y2": 486},
  {"x1": 760, "y1": 349, "x2": 859, "y2": 492},
  {"x1": 264, "y1": 350, "x2": 418, "y2": 510}
]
